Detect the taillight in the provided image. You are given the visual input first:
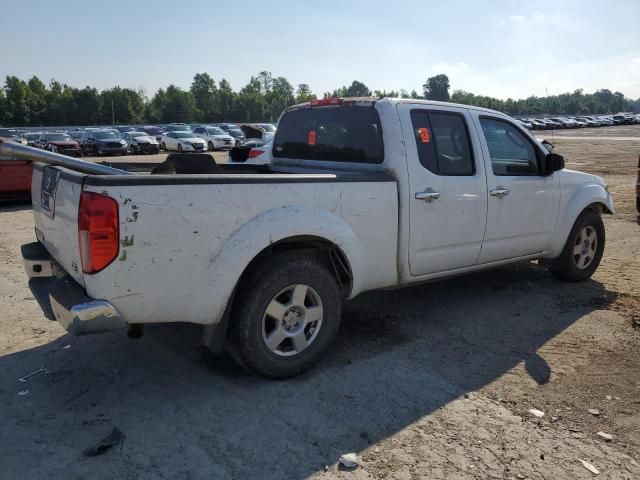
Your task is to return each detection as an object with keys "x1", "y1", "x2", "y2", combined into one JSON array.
[
  {"x1": 248, "y1": 149, "x2": 264, "y2": 159},
  {"x1": 78, "y1": 191, "x2": 119, "y2": 274}
]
